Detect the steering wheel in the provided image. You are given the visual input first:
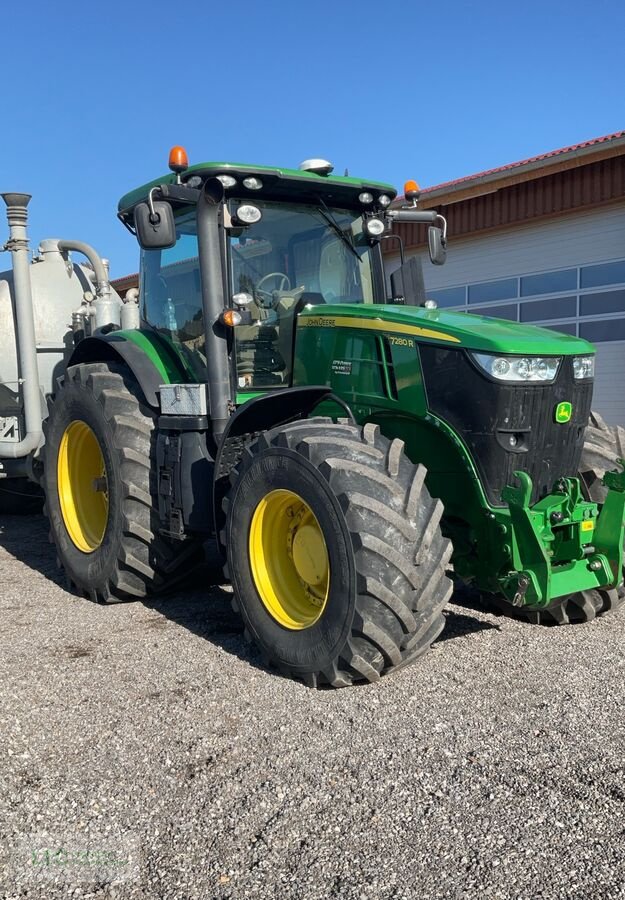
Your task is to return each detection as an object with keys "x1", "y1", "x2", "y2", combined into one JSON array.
[{"x1": 255, "y1": 272, "x2": 291, "y2": 308}]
